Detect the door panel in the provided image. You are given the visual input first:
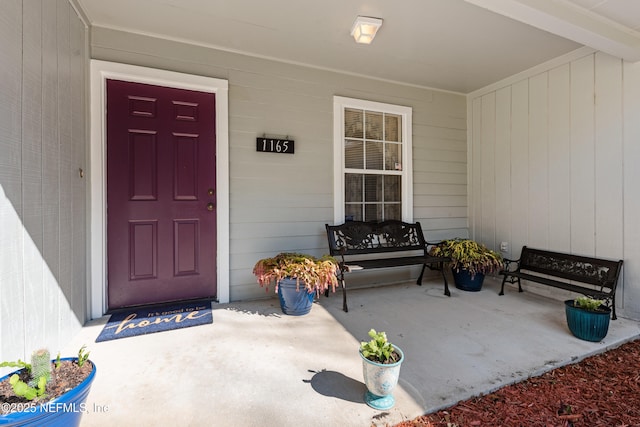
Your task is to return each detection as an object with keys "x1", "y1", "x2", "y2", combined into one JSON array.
[
  {"x1": 106, "y1": 79, "x2": 216, "y2": 309},
  {"x1": 174, "y1": 134, "x2": 199, "y2": 200},
  {"x1": 129, "y1": 130, "x2": 158, "y2": 200},
  {"x1": 129, "y1": 220, "x2": 157, "y2": 280},
  {"x1": 174, "y1": 219, "x2": 199, "y2": 276}
]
